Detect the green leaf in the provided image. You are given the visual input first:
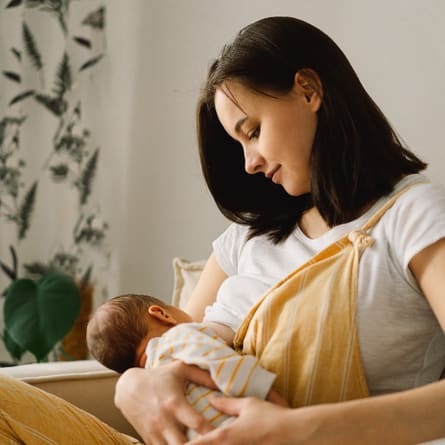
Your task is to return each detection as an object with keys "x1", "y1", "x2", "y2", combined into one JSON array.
[
  {"x1": 0, "y1": 247, "x2": 17, "y2": 282},
  {"x1": 57, "y1": 12, "x2": 67, "y2": 35},
  {"x1": 78, "y1": 148, "x2": 98, "y2": 205},
  {"x1": 73, "y1": 36, "x2": 91, "y2": 49},
  {"x1": 35, "y1": 93, "x2": 66, "y2": 116},
  {"x1": 22, "y1": 22, "x2": 43, "y2": 71},
  {"x1": 0, "y1": 261, "x2": 16, "y2": 281},
  {"x1": 23, "y1": 261, "x2": 51, "y2": 279},
  {"x1": 79, "y1": 54, "x2": 103, "y2": 72},
  {"x1": 18, "y1": 181, "x2": 37, "y2": 240},
  {"x1": 9, "y1": 90, "x2": 35, "y2": 106},
  {"x1": 2, "y1": 71, "x2": 21, "y2": 83},
  {"x1": 52, "y1": 52, "x2": 71, "y2": 99},
  {"x1": 25, "y1": 0, "x2": 61, "y2": 12},
  {"x1": 55, "y1": 134, "x2": 85, "y2": 161},
  {"x1": 6, "y1": 0, "x2": 23, "y2": 8},
  {"x1": 24, "y1": 0, "x2": 69, "y2": 34},
  {"x1": 3, "y1": 329, "x2": 24, "y2": 362},
  {"x1": 10, "y1": 245, "x2": 18, "y2": 278},
  {"x1": 1, "y1": 116, "x2": 26, "y2": 127},
  {"x1": 4, "y1": 272, "x2": 80, "y2": 362},
  {"x1": 49, "y1": 163, "x2": 69, "y2": 180},
  {"x1": 10, "y1": 47, "x2": 22, "y2": 62},
  {"x1": 82, "y1": 6, "x2": 105, "y2": 30}
]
